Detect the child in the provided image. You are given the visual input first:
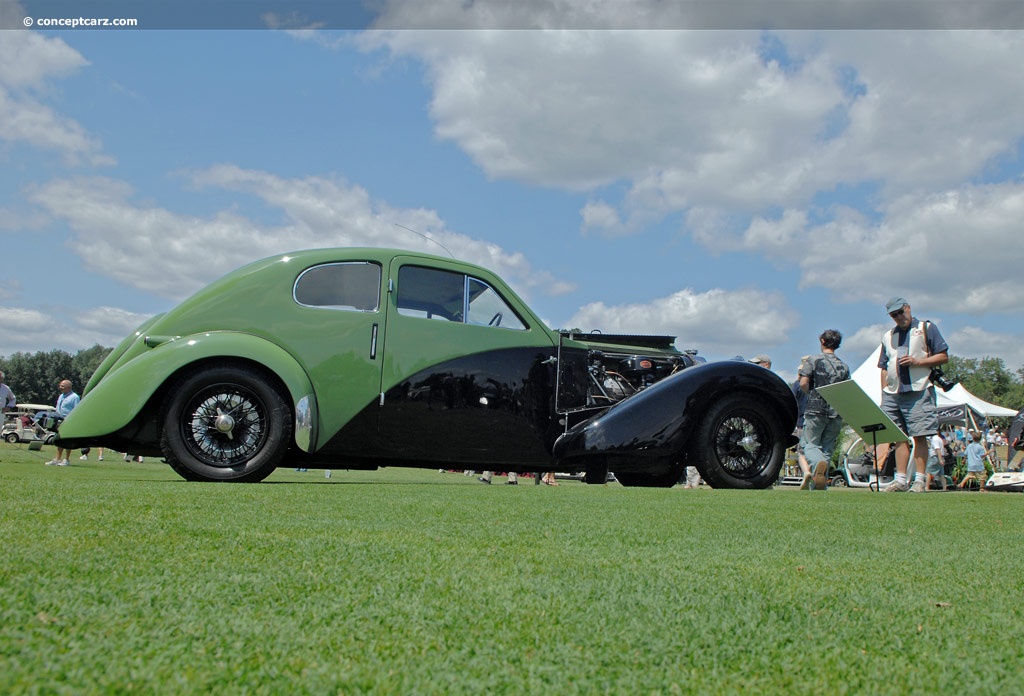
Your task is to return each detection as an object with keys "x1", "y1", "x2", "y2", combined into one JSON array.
[
  {"x1": 925, "y1": 433, "x2": 947, "y2": 491},
  {"x1": 958, "y1": 432, "x2": 993, "y2": 490}
]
